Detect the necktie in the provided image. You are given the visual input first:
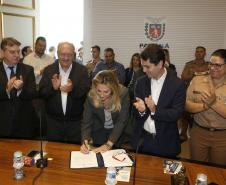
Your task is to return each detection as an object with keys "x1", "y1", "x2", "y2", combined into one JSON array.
[{"x1": 8, "y1": 66, "x2": 17, "y2": 99}]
